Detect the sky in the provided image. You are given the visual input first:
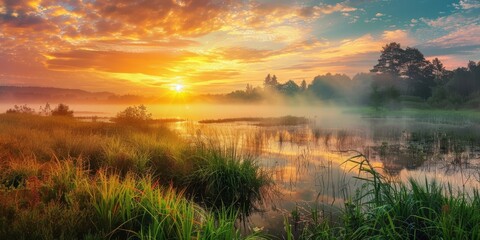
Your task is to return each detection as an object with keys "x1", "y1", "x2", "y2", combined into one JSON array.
[{"x1": 1, "y1": 0, "x2": 479, "y2": 95}]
